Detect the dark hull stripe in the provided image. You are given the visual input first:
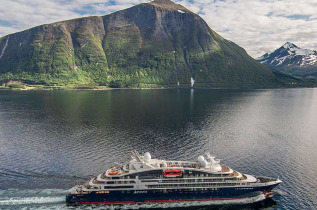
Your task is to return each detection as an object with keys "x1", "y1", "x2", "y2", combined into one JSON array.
[{"x1": 72, "y1": 195, "x2": 254, "y2": 205}]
